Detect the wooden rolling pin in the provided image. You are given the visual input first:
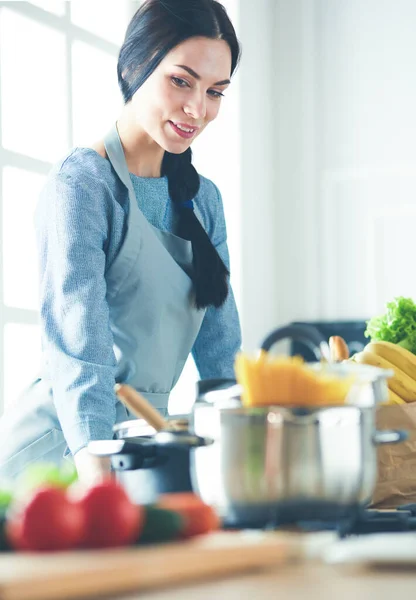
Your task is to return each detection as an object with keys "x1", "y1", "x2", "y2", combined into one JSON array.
[
  {"x1": 114, "y1": 383, "x2": 168, "y2": 431},
  {"x1": 114, "y1": 383, "x2": 188, "y2": 431}
]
